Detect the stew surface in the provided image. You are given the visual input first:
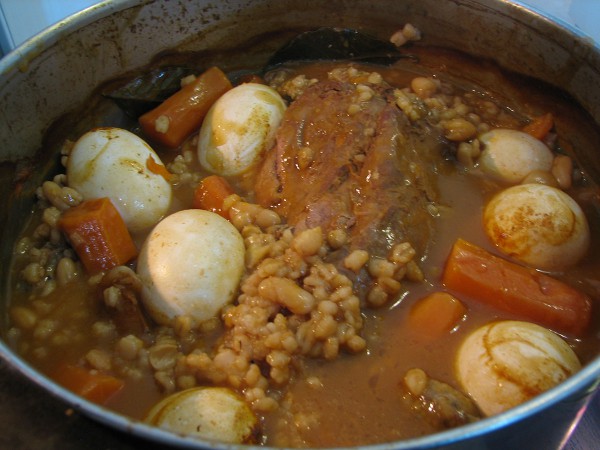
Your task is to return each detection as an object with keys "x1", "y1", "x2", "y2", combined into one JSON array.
[{"x1": 5, "y1": 36, "x2": 600, "y2": 447}]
